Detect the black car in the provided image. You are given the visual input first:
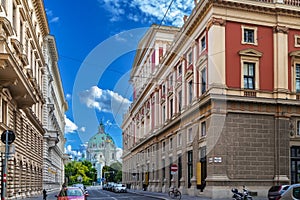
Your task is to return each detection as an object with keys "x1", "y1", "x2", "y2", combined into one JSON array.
[{"x1": 268, "y1": 185, "x2": 290, "y2": 200}]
